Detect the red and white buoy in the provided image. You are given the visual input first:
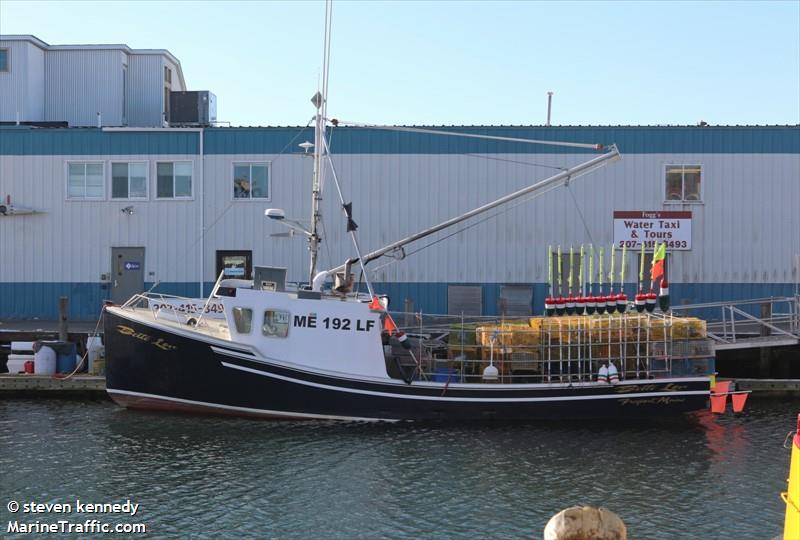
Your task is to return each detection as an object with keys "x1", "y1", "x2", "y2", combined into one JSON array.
[
  {"x1": 645, "y1": 290, "x2": 657, "y2": 313},
  {"x1": 545, "y1": 296, "x2": 556, "y2": 317},
  {"x1": 658, "y1": 279, "x2": 670, "y2": 313},
  {"x1": 634, "y1": 289, "x2": 646, "y2": 313},
  {"x1": 565, "y1": 293, "x2": 576, "y2": 316},
  {"x1": 616, "y1": 292, "x2": 628, "y2": 314},
  {"x1": 575, "y1": 294, "x2": 586, "y2": 316},
  {"x1": 585, "y1": 294, "x2": 597, "y2": 315},
  {"x1": 555, "y1": 295, "x2": 566, "y2": 316}
]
